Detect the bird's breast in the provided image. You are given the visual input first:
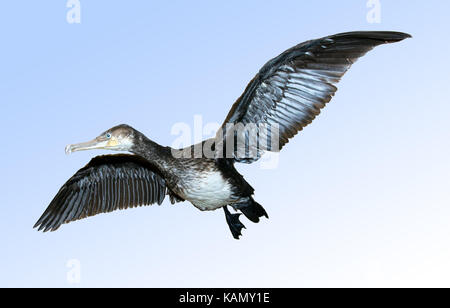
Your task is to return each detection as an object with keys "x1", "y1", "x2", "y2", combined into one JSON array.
[{"x1": 172, "y1": 169, "x2": 236, "y2": 211}]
